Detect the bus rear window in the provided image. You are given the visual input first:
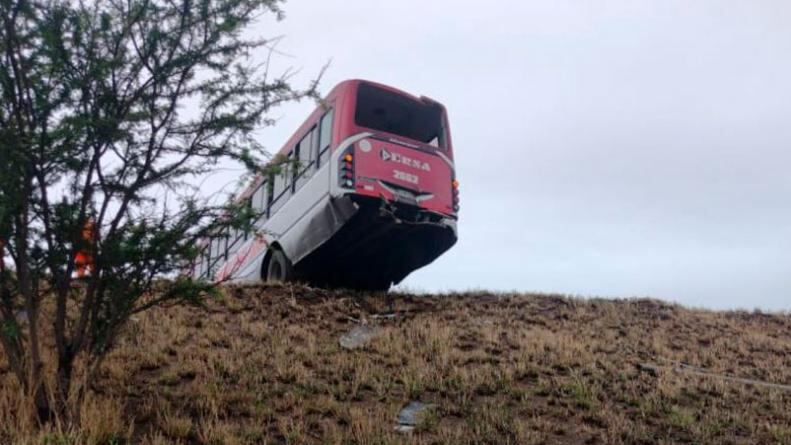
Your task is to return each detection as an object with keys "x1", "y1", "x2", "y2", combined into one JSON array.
[{"x1": 355, "y1": 83, "x2": 445, "y2": 148}]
